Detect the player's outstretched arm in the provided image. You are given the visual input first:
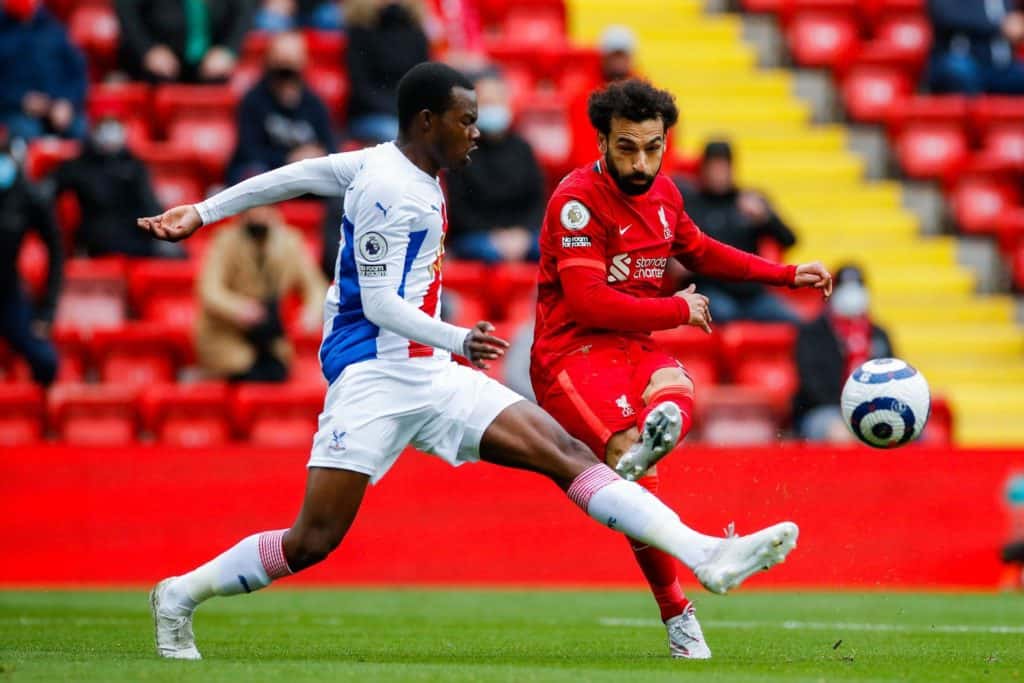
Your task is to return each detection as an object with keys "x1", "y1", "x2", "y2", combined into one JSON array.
[{"x1": 138, "y1": 151, "x2": 368, "y2": 242}]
